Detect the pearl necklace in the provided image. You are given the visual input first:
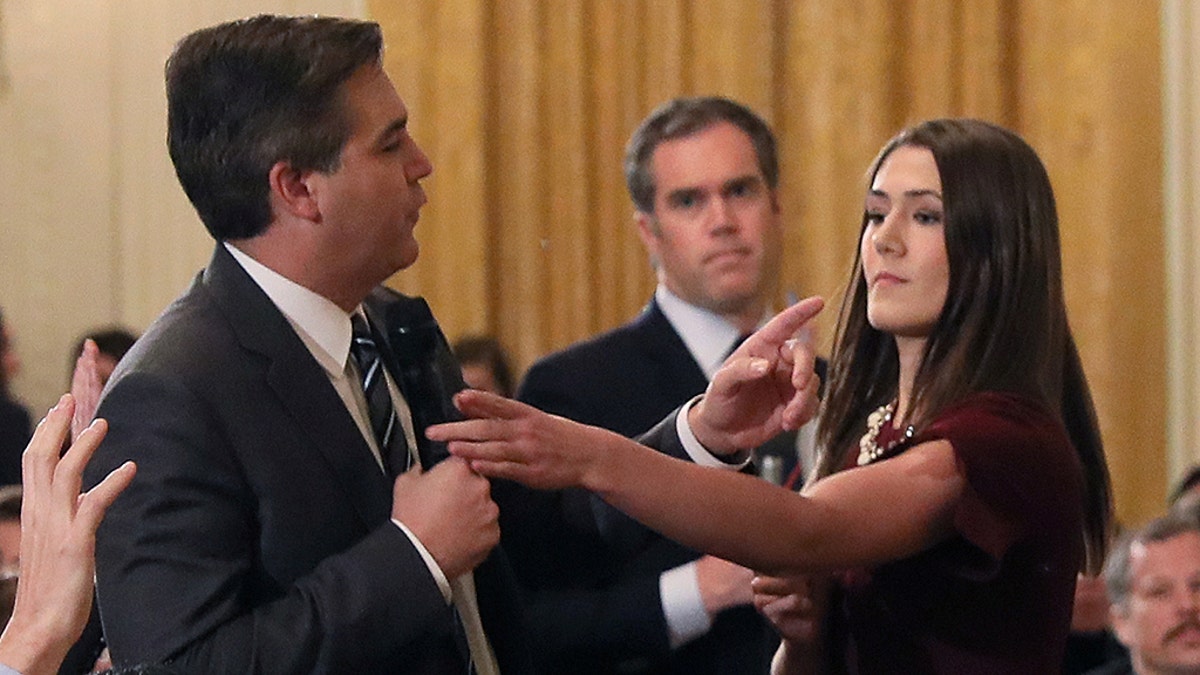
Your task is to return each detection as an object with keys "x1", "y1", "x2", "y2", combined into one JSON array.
[{"x1": 856, "y1": 400, "x2": 915, "y2": 466}]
